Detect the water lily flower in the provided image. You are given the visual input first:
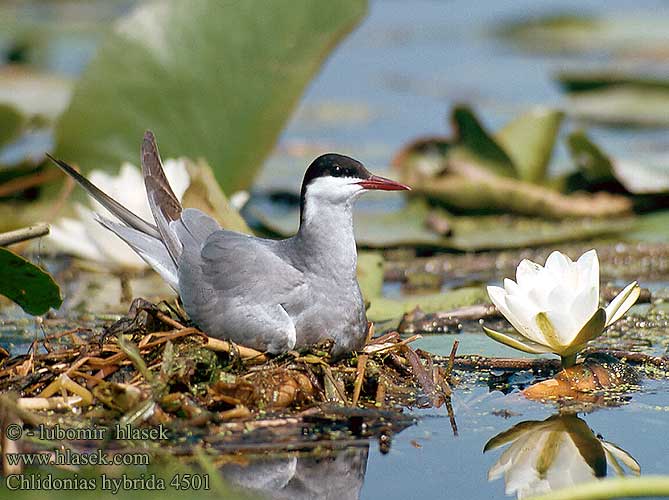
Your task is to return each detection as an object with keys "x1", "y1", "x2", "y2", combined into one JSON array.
[
  {"x1": 484, "y1": 250, "x2": 640, "y2": 368},
  {"x1": 485, "y1": 414, "x2": 640, "y2": 499},
  {"x1": 50, "y1": 160, "x2": 190, "y2": 270}
]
